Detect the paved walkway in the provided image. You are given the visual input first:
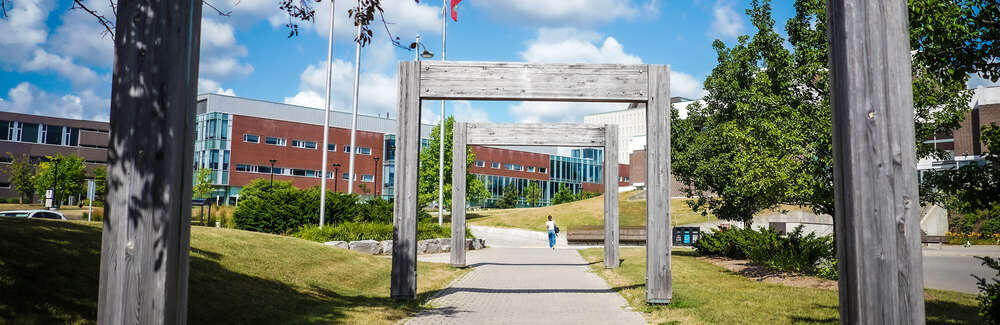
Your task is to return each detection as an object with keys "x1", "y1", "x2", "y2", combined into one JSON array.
[{"x1": 405, "y1": 247, "x2": 647, "y2": 325}]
